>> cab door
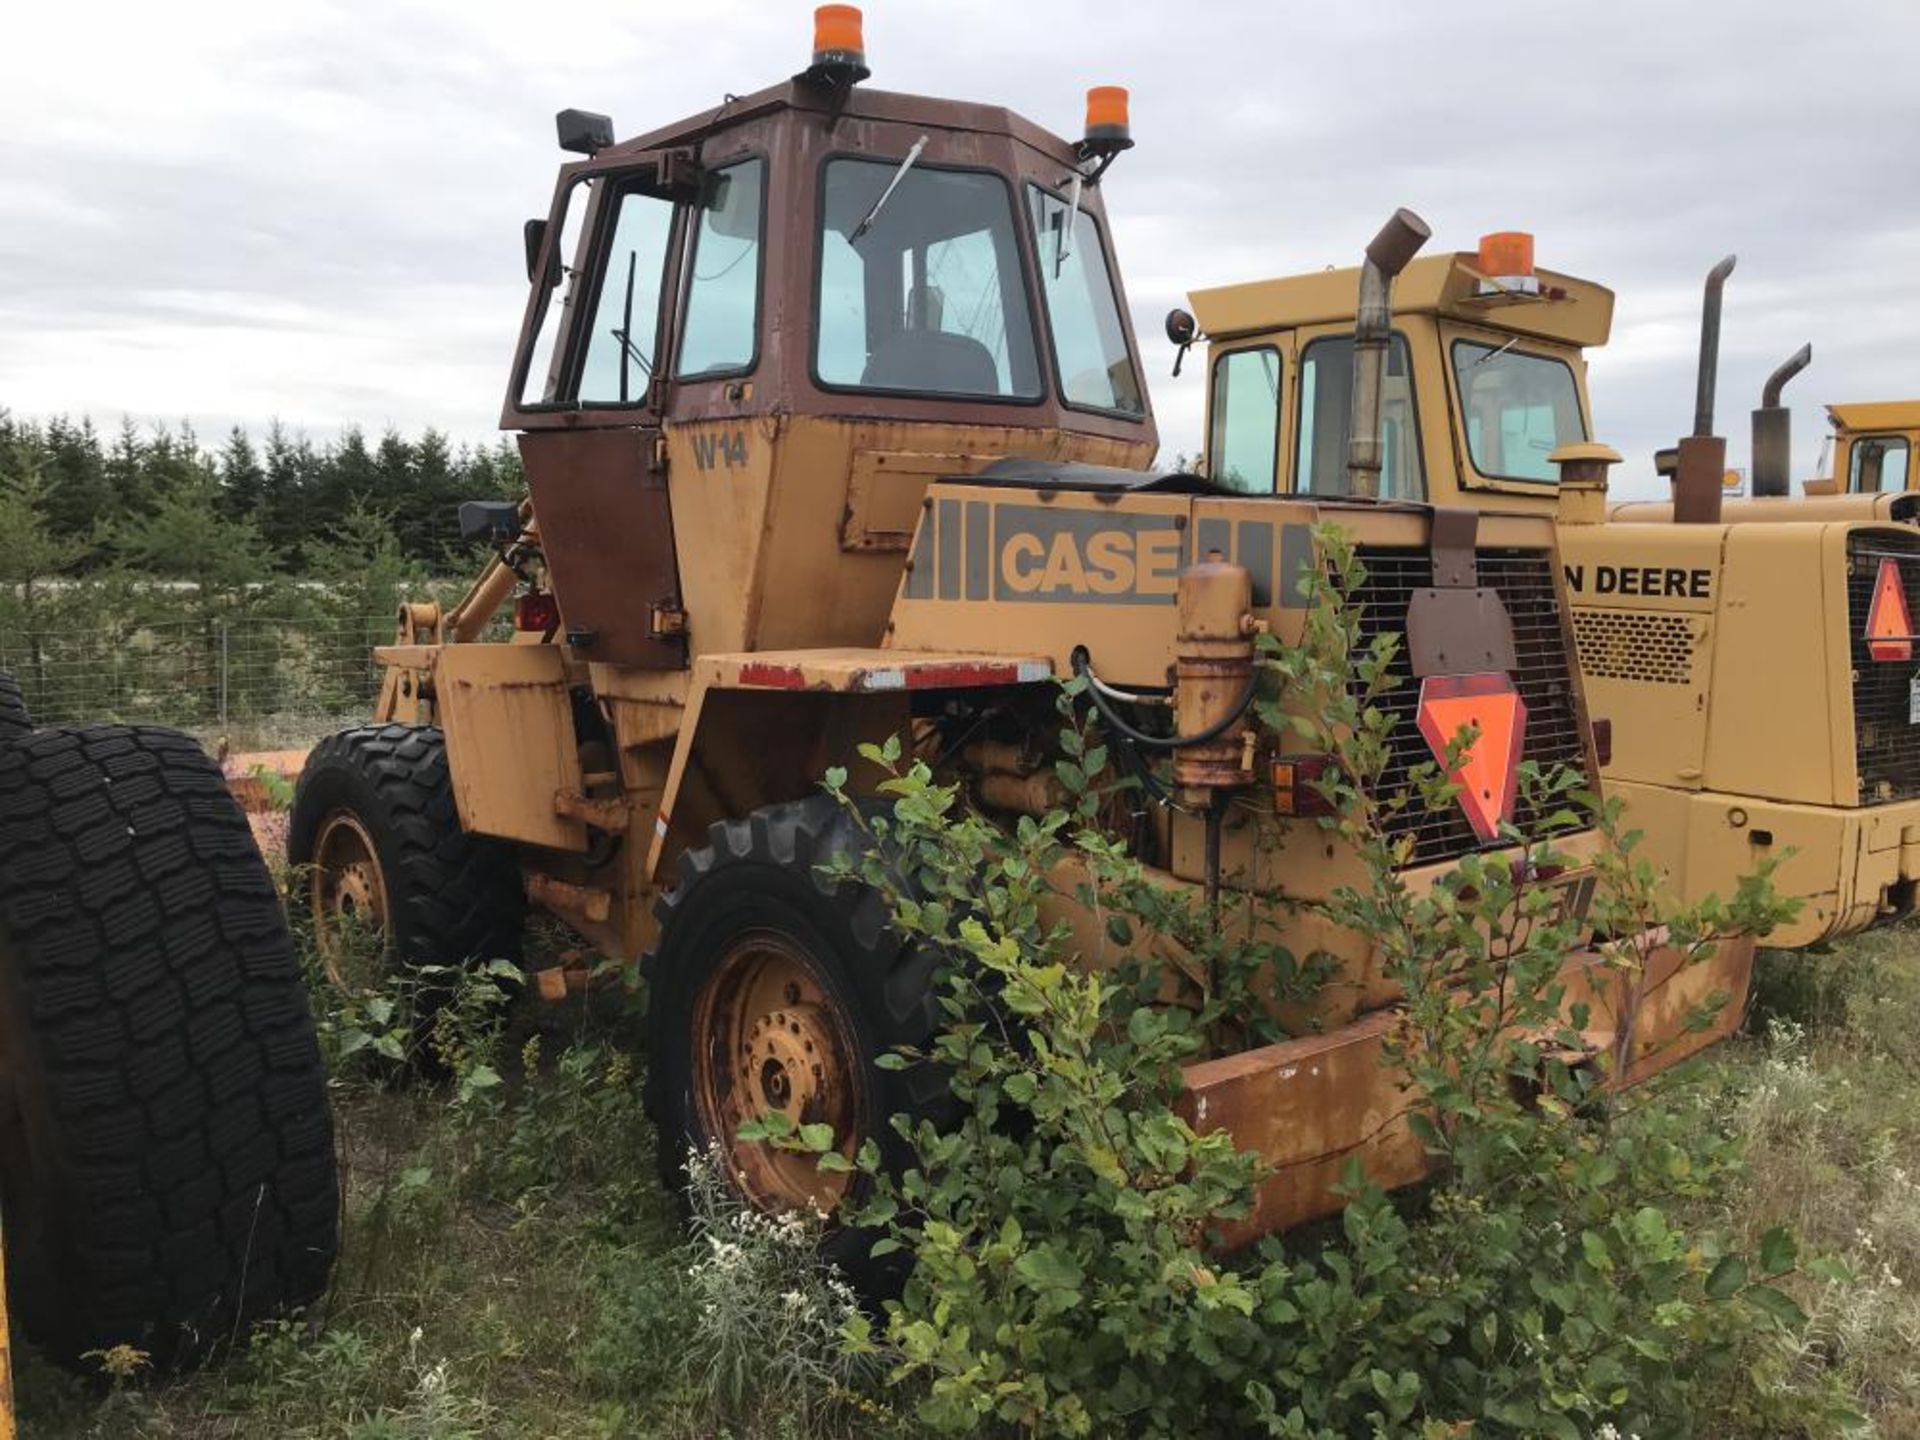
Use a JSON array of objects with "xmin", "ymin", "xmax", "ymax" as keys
[{"xmin": 504, "ymin": 153, "xmax": 702, "ymax": 669}]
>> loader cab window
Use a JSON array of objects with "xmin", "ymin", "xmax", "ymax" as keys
[
  {"xmin": 1850, "ymin": 435, "xmax": 1912, "ymax": 493},
  {"xmin": 518, "ymin": 177, "xmax": 597, "ymax": 407},
  {"xmin": 1027, "ymin": 186, "xmax": 1144, "ymax": 417},
  {"xmin": 1295, "ymin": 333, "xmax": 1425, "ymax": 499},
  {"xmin": 1207, "ymin": 347, "xmax": 1281, "ymax": 493},
  {"xmin": 814, "ymin": 157, "xmax": 1040, "ymax": 400},
  {"xmin": 676, "ymin": 158, "xmax": 765, "ymax": 379},
  {"xmin": 1451, "ymin": 341, "xmax": 1586, "ymax": 482},
  {"xmin": 577, "ymin": 185, "xmax": 677, "ymax": 405}
]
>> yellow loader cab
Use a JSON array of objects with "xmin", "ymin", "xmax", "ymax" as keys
[
  {"xmin": 1185, "ymin": 229, "xmax": 1920, "ymax": 946},
  {"xmin": 1604, "ymin": 399, "xmax": 1920, "ymax": 520},
  {"xmin": 1805, "ymin": 401, "xmax": 1920, "ymax": 497}
]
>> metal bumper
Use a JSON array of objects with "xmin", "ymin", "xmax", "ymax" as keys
[
  {"xmin": 1608, "ymin": 778, "xmax": 1920, "ymax": 947},
  {"xmin": 1177, "ymin": 930, "xmax": 1755, "ymax": 1246}
]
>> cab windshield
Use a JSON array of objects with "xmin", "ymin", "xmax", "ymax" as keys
[
  {"xmin": 1451, "ymin": 341, "xmax": 1587, "ymax": 482},
  {"xmin": 815, "ymin": 157, "xmax": 1041, "ymax": 400},
  {"xmin": 1027, "ymin": 186, "xmax": 1144, "ymax": 417}
]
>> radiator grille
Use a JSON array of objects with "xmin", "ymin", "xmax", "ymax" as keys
[
  {"xmin": 1847, "ymin": 529, "xmax": 1920, "ymax": 804},
  {"xmin": 1350, "ymin": 545, "xmax": 1591, "ymax": 864},
  {"xmin": 1571, "ymin": 608, "xmax": 1700, "ymax": 686}
]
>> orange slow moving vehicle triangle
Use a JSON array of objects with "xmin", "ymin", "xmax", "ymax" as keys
[
  {"xmin": 1415, "ymin": 672, "xmax": 1529, "ymax": 842},
  {"xmin": 1866, "ymin": 558, "xmax": 1915, "ymax": 662}
]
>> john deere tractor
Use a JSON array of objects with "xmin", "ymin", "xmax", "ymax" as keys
[{"xmin": 289, "ymin": 8, "xmax": 1751, "ymax": 1258}]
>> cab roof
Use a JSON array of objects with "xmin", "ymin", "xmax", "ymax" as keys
[
  {"xmin": 604, "ymin": 77, "xmax": 1083, "ymax": 171},
  {"xmin": 1187, "ymin": 252, "xmax": 1616, "ymax": 348},
  {"xmin": 1827, "ymin": 400, "xmax": 1920, "ymax": 433}
]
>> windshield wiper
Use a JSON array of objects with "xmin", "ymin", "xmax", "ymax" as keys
[
  {"xmin": 1468, "ymin": 337, "xmax": 1518, "ymax": 370},
  {"xmin": 850, "ymin": 134, "xmax": 929, "ymax": 244},
  {"xmin": 611, "ymin": 249, "xmax": 652, "ymax": 402}
]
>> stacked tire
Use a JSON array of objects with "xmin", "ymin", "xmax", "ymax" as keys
[{"xmin": 0, "ymin": 716, "xmax": 339, "ymax": 1369}]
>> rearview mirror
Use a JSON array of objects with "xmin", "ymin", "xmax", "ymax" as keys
[
  {"xmin": 522, "ymin": 219, "xmax": 547, "ymax": 284},
  {"xmin": 1165, "ymin": 308, "xmax": 1198, "ymax": 346}
]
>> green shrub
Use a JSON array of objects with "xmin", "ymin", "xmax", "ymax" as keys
[{"xmin": 797, "ymin": 527, "xmax": 1852, "ymax": 1438}]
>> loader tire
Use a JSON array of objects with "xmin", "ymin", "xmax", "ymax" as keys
[
  {"xmin": 288, "ymin": 724, "xmax": 524, "ymax": 994},
  {"xmin": 0, "ymin": 671, "xmax": 31, "ymax": 739},
  {"xmin": 0, "ymin": 725, "xmax": 338, "ymax": 1369},
  {"xmin": 643, "ymin": 796, "xmax": 952, "ymax": 1295}
]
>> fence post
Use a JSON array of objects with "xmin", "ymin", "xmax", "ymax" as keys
[{"xmin": 218, "ymin": 620, "xmax": 229, "ymax": 731}]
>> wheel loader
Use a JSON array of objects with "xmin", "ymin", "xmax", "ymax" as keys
[
  {"xmin": 1182, "ymin": 231, "xmax": 1920, "ymax": 947},
  {"xmin": 0, "ymin": 673, "xmax": 338, "ymax": 1433},
  {"xmin": 290, "ymin": 7, "xmax": 1753, "ymax": 1263},
  {"xmin": 1801, "ymin": 401, "xmax": 1920, "ymax": 498}
]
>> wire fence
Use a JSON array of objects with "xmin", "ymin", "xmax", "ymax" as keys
[{"xmin": 0, "ymin": 616, "xmax": 394, "ymax": 750}]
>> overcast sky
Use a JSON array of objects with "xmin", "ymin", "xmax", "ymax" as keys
[{"xmin": 3, "ymin": 0, "xmax": 1916, "ymax": 500}]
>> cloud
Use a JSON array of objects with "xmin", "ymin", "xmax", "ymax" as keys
[{"xmin": 2, "ymin": 0, "xmax": 1916, "ymax": 498}]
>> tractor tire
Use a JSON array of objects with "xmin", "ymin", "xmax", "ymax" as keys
[
  {"xmin": 287, "ymin": 724, "xmax": 524, "ymax": 992},
  {"xmin": 0, "ymin": 725, "xmax": 338, "ymax": 1369},
  {"xmin": 0, "ymin": 671, "xmax": 32, "ymax": 740},
  {"xmin": 643, "ymin": 796, "xmax": 951, "ymax": 1295}
]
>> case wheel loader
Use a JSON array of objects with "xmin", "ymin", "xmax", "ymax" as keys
[
  {"xmin": 289, "ymin": 7, "xmax": 1754, "ymax": 1268},
  {"xmin": 0, "ymin": 684, "xmax": 339, "ymax": 1431}
]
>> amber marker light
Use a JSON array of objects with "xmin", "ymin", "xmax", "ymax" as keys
[
  {"xmin": 803, "ymin": 5, "xmax": 870, "ymax": 89},
  {"xmin": 812, "ymin": 5, "xmax": 865, "ymax": 66},
  {"xmin": 1084, "ymin": 86, "xmax": 1131, "ymax": 145},
  {"xmin": 1476, "ymin": 230, "xmax": 1540, "ymax": 296}
]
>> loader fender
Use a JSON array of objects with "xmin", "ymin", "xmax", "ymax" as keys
[{"xmin": 646, "ymin": 648, "xmax": 1055, "ymax": 884}]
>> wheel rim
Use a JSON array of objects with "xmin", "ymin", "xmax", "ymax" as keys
[
  {"xmin": 308, "ymin": 809, "xmax": 391, "ymax": 991},
  {"xmin": 691, "ymin": 930, "xmax": 864, "ymax": 1215}
]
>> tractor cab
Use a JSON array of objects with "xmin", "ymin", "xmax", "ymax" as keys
[
  {"xmin": 1180, "ymin": 228, "xmax": 1920, "ymax": 946},
  {"xmin": 503, "ymin": 18, "xmax": 1154, "ymax": 670},
  {"xmin": 1811, "ymin": 401, "xmax": 1920, "ymax": 497},
  {"xmin": 1186, "ymin": 234, "xmax": 1611, "ymax": 510}
]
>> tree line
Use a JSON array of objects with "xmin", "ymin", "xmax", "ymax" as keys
[
  {"xmin": 0, "ymin": 411, "xmax": 522, "ymax": 572},
  {"xmin": 0, "ymin": 410, "xmax": 524, "ymax": 731}
]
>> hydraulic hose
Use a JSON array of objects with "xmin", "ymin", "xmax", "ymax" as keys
[{"xmin": 1070, "ymin": 649, "xmax": 1259, "ymax": 751}]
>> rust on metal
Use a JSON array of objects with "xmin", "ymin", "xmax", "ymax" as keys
[
  {"xmin": 1671, "ymin": 433, "xmax": 1729, "ymax": 525},
  {"xmin": 554, "ymin": 788, "xmax": 632, "ymax": 831},
  {"xmin": 525, "ymin": 873, "xmax": 613, "ymax": 924},
  {"xmin": 520, "ymin": 428, "xmax": 684, "ymax": 669},
  {"xmin": 1180, "ymin": 932, "xmax": 1756, "ymax": 1246},
  {"xmin": 1405, "ymin": 507, "xmax": 1518, "ymax": 678},
  {"xmin": 1172, "ymin": 556, "xmax": 1256, "ymax": 791},
  {"xmin": 307, "ymin": 810, "xmax": 392, "ymax": 991},
  {"xmin": 691, "ymin": 932, "xmax": 862, "ymax": 1213}
]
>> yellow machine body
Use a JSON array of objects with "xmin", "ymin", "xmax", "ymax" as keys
[
  {"xmin": 357, "ymin": 79, "xmax": 1751, "ymax": 1236},
  {"xmin": 1189, "ymin": 250, "xmax": 1920, "ymax": 945}
]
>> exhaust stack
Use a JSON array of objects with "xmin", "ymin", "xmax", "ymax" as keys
[
  {"xmin": 1674, "ymin": 255, "xmax": 1737, "ymax": 524},
  {"xmin": 1692, "ymin": 254, "xmax": 1737, "ymax": 439},
  {"xmin": 1346, "ymin": 208, "xmax": 1431, "ymax": 499},
  {"xmin": 1750, "ymin": 343, "xmax": 1812, "ymax": 498}
]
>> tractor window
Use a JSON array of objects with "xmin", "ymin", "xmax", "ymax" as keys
[
  {"xmin": 1451, "ymin": 341, "xmax": 1586, "ymax": 482},
  {"xmin": 1207, "ymin": 348, "xmax": 1281, "ymax": 493},
  {"xmin": 518, "ymin": 177, "xmax": 595, "ymax": 407},
  {"xmin": 814, "ymin": 158, "xmax": 1040, "ymax": 400},
  {"xmin": 1850, "ymin": 435, "xmax": 1912, "ymax": 493},
  {"xmin": 677, "ymin": 158, "xmax": 765, "ymax": 379},
  {"xmin": 577, "ymin": 185, "xmax": 677, "ymax": 405},
  {"xmin": 1295, "ymin": 334, "xmax": 1425, "ymax": 499},
  {"xmin": 1027, "ymin": 186, "xmax": 1144, "ymax": 417}
]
